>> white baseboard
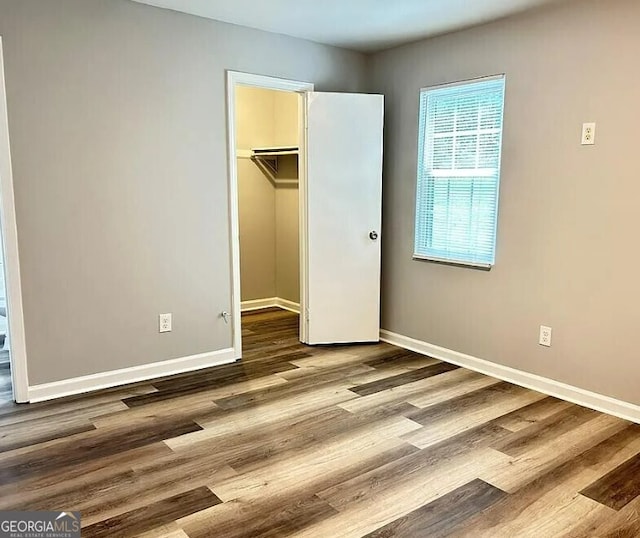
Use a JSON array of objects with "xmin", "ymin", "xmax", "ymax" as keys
[
  {"xmin": 241, "ymin": 297, "xmax": 300, "ymax": 314},
  {"xmin": 241, "ymin": 298, "xmax": 279, "ymax": 312},
  {"xmin": 28, "ymin": 347, "xmax": 237, "ymax": 403},
  {"xmin": 380, "ymin": 329, "xmax": 640, "ymax": 424},
  {"xmin": 275, "ymin": 298, "xmax": 300, "ymax": 314}
]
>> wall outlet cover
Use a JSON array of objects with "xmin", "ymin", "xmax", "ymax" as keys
[
  {"xmin": 159, "ymin": 313, "xmax": 172, "ymax": 333},
  {"xmin": 539, "ymin": 325, "xmax": 552, "ymax": 347},
  {"xmin": 581, "ymin": 122, "xmax": 596, "ymax": 145}
]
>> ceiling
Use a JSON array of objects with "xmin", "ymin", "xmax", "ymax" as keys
[{"xmin": 131, "ymin": 0, "xmax": 564, "ymax": 52}]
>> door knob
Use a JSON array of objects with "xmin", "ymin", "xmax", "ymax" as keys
[{"xmin": 369, "ymin": 231, "xmax": 378, "ymax": 240}]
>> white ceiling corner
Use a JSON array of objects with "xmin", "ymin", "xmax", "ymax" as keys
[{"xmin": 130, "ymin": 0, "xmax": 566, "ymax": 52}]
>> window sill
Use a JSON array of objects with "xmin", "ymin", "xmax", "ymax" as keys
[{"xmin": 412, "ymin": 254, "xmax": 492, "ymax": 271}]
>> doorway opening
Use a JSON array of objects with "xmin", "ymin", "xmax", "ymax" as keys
[
  {"xmin": 227, "ymin": 72, "xmax": 384, "ymax": 357},
  {"xmin": 235, "ymin": 85, "xmax": 301, "ymax": 342},
  {"xmin": 226, "ymin": 72, "xmax": 313, "ymax": 357}
]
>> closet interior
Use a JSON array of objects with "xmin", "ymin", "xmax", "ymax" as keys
[{"xmin": 235, "ymin": 86, "xmax": 300, "ymax": 329}]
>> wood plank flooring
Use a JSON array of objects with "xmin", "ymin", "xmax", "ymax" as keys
[{"xmin": 1, "ymin": 308, "xmax": 640, "ymax": 536}]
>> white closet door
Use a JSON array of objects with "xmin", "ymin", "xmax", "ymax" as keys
[{"xmin": 304, "ymin": 92, "xmax": 384, "ymax": 344}]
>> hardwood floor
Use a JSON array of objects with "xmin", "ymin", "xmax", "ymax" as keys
[{"xmin": 1, "ymin": 308, "xmax": 640, "ymax": 536}]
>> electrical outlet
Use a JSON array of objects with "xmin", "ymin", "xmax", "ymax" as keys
[
  {"xmin": 159, "ymin": 313, "xmax": 172, "ymax": 333},
  {"xmin": 539, "ymin": 325, "xmax": 552, "ymax": 347},
  {"xmin": 581, "ymin": 122, "xmax": 596, "ymax": 145}
]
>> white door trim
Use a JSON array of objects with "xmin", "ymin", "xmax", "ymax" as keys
[
  {"xmin": 0, "ymin": 38, "xmax": 29, "ymax": 402},
  {"xmin": 225, "ymin": 71, "xmax": 314, "ymax": 357}
]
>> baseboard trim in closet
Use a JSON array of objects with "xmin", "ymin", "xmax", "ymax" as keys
[
  {"xmin": 275, "ymin": 298, "xmax": 300, "ymax": 313},
  {"xmin": 241, "ymin": 297, "xmax": 300, "ymax": 314},
  {"xmin": 240, "ymin": 298, "xmax": 279, "ymax": 312},
  {"xmin": 380, "ymin": 329, "xmax": 640, "ymax": 424}
]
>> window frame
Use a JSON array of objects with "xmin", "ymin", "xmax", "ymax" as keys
[{"xmin": 413, "ymin": 74, "xmax": 506, "ymax": 270}]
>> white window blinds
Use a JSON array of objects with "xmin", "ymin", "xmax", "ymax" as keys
[{"xmin": 414, "ymin": 75, "xmax": 505, "ymax": 267}]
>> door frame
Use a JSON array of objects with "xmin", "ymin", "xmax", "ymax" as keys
[
  {"xmin": 225, "ymin": 71, "xmax": 314, "ymax": 357},
  {"xmin": 0, "ymin": 37, "xmax": 30, "ymax": 402}
]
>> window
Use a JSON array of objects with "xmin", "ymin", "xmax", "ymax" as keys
[{"xmin": 414, "ymin": 75, "xmax": 505, "ymax": 268}]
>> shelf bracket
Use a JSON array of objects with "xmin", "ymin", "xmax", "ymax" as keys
[
  {"xmin": 251, "ymin": 154, "xmax": 278, "ymax": 176},
  {"xmin": 249, "ymin": 146, "xmax": 299, "ymax": 185}
]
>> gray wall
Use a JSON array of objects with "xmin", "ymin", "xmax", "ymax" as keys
[
  {"xmin": 370, "ymin": 0, "xmax": 640, "ymax": 405},
  {"xmin": 0, "ymin": 0, "xmax": 366, "ymax": 384}
]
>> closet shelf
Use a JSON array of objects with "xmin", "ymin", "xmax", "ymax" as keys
[
  {"xmin": 251, "ymin": 146, "xmax": 298, "ymax": 180},
  {"xmin": 252, "ymin": 146, "xmax": 298, "ymax": 156}
]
